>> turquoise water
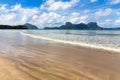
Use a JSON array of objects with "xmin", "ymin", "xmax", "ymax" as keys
[{"xmin": 22, "ymin": 30, "xmax": 120, "ymax": 52}]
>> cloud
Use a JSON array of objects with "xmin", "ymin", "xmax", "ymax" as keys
[
  {"xmin": 31, "ymin": 12, "xmax": 62, "ymax": 27},
  {"xmin": 0, "ymin": 4, "xmax": 10, "ymax": 12},
  {"xmin": 95, "ymin": 8, "xmax": 112, "ymax": 18},
  {"xmin": 11, "ymin": 4, "xmax": 22, "ymax": 11},
  {"xmin": 116, "ymin": 12, "xmax": 120, "ymax": 16},
  {"xmin": 84, "ymin": 10, "xmax": 90, "ymax": 13},
  {"xmin": 90, "ymin": 0, "xmax": 97, "ymax": 3},
  {"xmin": 40, "ymin": 0, "xmax": 80, "ymax": 11},
  {"xmin": 98, "ymin": 19, "xmax": 112, "ymax": 26},
  {"xmin": 110, "ymin": 0, "xmax": 120, "ymax": 4},
  {"xmin": 0, "ymin": 13, "xmax": 16, "ymax": 25},
  {"xmin": 99, "ymin": 18, "xmax": 120, "ymax": 27},
  {"xmin": 0, "ymin": 3, "xmax": 88, "ymax": 28},
  {"xmin": 0, "ymin": 4, "xmax": 39, "ymax": 25},
  {"xmin": 0, "ymin": 0, "xmax": 119, "ymax": 28},
  {"xmin": 30, "ymin": 12, "xmax": 88, "ymax": 27},
  {"xmin": 115, "ymin": 18, "xmax": 120, "ymax": 25},
  {"xmin": 67, "ymin": 12, "xmax": 88, "ymax": 23}
]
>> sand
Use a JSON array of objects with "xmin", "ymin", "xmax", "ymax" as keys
[
  {"xmin": 0, "ymin": 30, "xmax": 119, "ymax": 80},
  {"xmin": 0, "ymin": 42, "xmax": 120, "ymax": 80}
]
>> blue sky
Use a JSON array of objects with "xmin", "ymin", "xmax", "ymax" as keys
[{"xmin": 0, "ymin": 0, "xmax": 120, "ymax": 28}]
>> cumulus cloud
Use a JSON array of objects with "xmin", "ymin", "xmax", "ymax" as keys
[
  {"xmin": 0, "ymin": 0, "xmax": 119, "ymax": 28},
  {"xmin": 67, "ymin": 12, "xmax": 88, "ymax": 23},
  {"xmin": 115, "ymin": 18, "xmax": 120, "ymax": 25},
  {"xmin": 95, "ymin": 8, "xmax": 112, "ymax": 18},
  {"xmin": 29, "ymin": 12, "xmax": 88, "ymax": 27},
  {"xmin": 11, "ymin": 4, "xmax": 22, "ymax": 11},
  {"xmin": 31, "ymin": 12, "xmax": 62, "ymax": 27},
  {"xmin": 0, "ymin": 3, "xmax": 89, "ymax": 28},
  {"xmin": 90, "ymin": 0, "xmax": 97, "ymax": 3},
  {"xmin": 0, "ymin": 4, "xmax": 39, "ymax": 25},
  {"xmin": 0, "ymin": 13, "xmax": 16, "ymax": 24},
  {"xmin": 40, "ymin": 0, "xmax": 80, "ymax": 11},
  {"xmin": 116, "ymin": 12, "xmax": 120, "ymax": 16},
  {"xmin": 0, "ymin": 4, "xmax": 10, "ymax": 12},
  {"xmin": 84, "ymin": 10, "xmax": 90, "ymax": 13},
  {"xmin": 110, "ymin": 0, "xmax": 120, "ymax": 4},
  {"xmin": 98, "ymin": 19, "xmax": 112, "ymax": 26}
]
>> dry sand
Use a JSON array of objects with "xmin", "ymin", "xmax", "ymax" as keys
[{"xmin": 0, "ymin": 42, "xmax": 120, "ymax": 80}]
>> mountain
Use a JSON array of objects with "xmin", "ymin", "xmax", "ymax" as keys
[
  {"xmin": 0, "ymin": 25, "xmax": 27, "ymax": 29},
  {"xmin": 24, "ymin": 23, "xmax": 38, "ymax": 29},
  {"xmin": 0, "ymin": 23, "xmax": 38, "ymax": 29},
  {"xmin": 103, "ymin": 27, "xmax": 120, "ymax": 30},
  {"xmin": 44, "ymin": 22, "xmax": 103, "ymax": 30},
  {"xmin": 87, "ymin": 22, "xmax": 103, "ymax": 30}
]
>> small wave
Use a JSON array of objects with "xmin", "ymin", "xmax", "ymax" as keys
[
  {"xmin": 98, "ymin": 34, "xmax": 120, "ymax": 36},
  {"xmin": 21, "ymin": 32, "xmax": 120, "ymax": 53}
]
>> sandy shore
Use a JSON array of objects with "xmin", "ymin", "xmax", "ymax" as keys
[
  {"xmin": 0, "ymin": 30, "xmax": 119, "ymax": 80},
  {"xmin": 0, "ymin": 42, "xmax": 120, "ymax": 80},
  {"xmin": 0, "ymin": 53, "xmax": 39, "ymax": 80}
]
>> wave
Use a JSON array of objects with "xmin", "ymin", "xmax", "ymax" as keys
[{"xmin": 21, "ymin": 32, "xmax": 120, "ymax": 53}]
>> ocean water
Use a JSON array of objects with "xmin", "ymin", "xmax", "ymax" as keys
[{"xmin": 22, "ymin": 30, "xmax": 120, "ymax": 53}]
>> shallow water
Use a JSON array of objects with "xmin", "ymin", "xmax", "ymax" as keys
[
  {"xmin": 22, "ymin": 30, "xmax": 120, "ymax": 52},
  {"xmin": 0, "ymin": 30, "xmax": 120, "ymax": 80}
]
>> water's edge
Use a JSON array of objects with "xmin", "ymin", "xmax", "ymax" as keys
[{"xmin": 21, "ymin": 32, "xmax": 120, "ymax": 53}]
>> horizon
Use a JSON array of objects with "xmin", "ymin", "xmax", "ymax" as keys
[
  {"xmin": 1, "ymin": 21, "xmax": 119, "ymax": 29},
  {"xmin": 0, "ymin": 0, "xmax": 120, "ymax": 28}
]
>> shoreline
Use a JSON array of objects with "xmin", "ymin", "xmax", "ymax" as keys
[
  {"xmin": 21, "ymin": 32, "xmax": 120, "ymax": 53},
  {"xmin": 0, "ymin": 41, "xmax": 120, "ymax": 80},
  {"xmin": 0, "ymin": 31, "xmax": 120, "ymax": 80}
]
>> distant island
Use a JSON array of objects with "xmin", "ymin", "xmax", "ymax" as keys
[
  {"xmin": 44, "ymin": 22, "xmax": 120, "ymax": 30},
  {"xmin": 0, "ymin": 23, "xmax": 38, "ymax": 29},
  {"xmin": 0, "ymin": 22, "xmax": 120, "ymax": 30}
]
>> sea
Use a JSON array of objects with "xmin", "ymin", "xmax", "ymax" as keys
[{"xmin": 21, "ymin": 30, "xmax": 120, "ymax": 53}]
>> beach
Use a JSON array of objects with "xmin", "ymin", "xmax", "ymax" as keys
[{"xmin": 0, "ymin": 30, "xmax": 120, "ymax": 80}]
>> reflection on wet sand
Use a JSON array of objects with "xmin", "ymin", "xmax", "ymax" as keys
[
  {"xmin": 0, "ymin": 43, "xmax": 120, "ymax": 80},
  {"xmin": 0, "ymin": 31, "xmax": 120, "ymax": 80}
]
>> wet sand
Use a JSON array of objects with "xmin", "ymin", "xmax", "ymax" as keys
[
  {"xmin": 0, "ymin": 43, "xmax": 120, "ymax": 80},
  {"xmin": 0, "ymin": 31, "xmax": 120, "ymax": 80}
]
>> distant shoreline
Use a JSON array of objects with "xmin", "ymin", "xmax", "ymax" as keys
[
  {"xmin": 44, "ymin": 22, "xmax": 120, "ymax": 30},
  {"xmin": 0, "ymin": 23, "xmax": 38, "ymax": 29}
]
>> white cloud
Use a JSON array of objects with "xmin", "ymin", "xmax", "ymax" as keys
[
  {"xmin": 67, "ymin": 12, "xmax": 88, "ymax": 23},
  {"xmin": 84, "ymin": 10, "xmax": 90, "ymax": 13},
  {"xmin": 29, "ymin": 12, "xmax": 88, "ymax": 27},
  {"xmin": 90, "ymin": 0, "xmax": 97, "ymax": 2},
  {"xmin": 33, "ymin": 12, "xmax": 62, "ymax": 27},
  {"xmin": 0, "ymin": 2, "xmax": 119, "ymax": 28},
  {"xmin": 115, "ymin": 18, "xmax": 120, "ymax": 25},
  {"xmin": 0, "ymin": 4, "xmax": 39, "ymax": 25},
  {"xmin": 0, "ymin": 3, "xmax": 89, "ymax": 28},
  {"xmin": 19, "ymin": 8, "xmax": 39, "ymax": 22},
  {"xmin": 99, "ymin": 18, "xmax": 120, "ymax": 27},
  {"xmin": 95, "ymin": 8, "xmax": 112, "ymax": 18},
  {"xmin": 0, "ymin": 13, "xmax": 16, "ymax": 25},
  {"xmin": 0, "ymin": 4, "xmax": 10, "ymax": 12},
  {"xmin": 40, "ymin": 0, "xmax": 80, "ymax": 11},
  {"xmin": 11, "ymin": 4, "xmax": 22, "ymax": 11},
  {"xmin": 97, "ymin": 19, "xmax": 116, "ymax": 28},
  {"xmin": 110, "ymin": 0, "xmax": 120, "ymax": 4},
  {"xmin": 99, "ymin": 19, "xmax": 112, "ymax": 25},
  {"xmin": 116, "ymin": 12, "xmax": 120, "ymax": 16}
]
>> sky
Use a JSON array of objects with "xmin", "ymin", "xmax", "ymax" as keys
[{"xmin": 0, "ymin": 0, "xmax": 120, "ymax": 28}]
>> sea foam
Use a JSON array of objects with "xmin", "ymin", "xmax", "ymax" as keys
[{"xmin": 21, "ymin": 32, "xmax": 120, "ymax": 53}]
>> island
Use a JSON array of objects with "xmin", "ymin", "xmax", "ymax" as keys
[
  {"xmin": 44, "ymin": 22, "xmax": 120, "ymax": 30},
  {"xmin": 44, "ymin": 22, "xmax": 103, "ymax": 30},
  {"xmin": 0, "ymin": 23, "xmax": 38, "ymax": 29}
]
